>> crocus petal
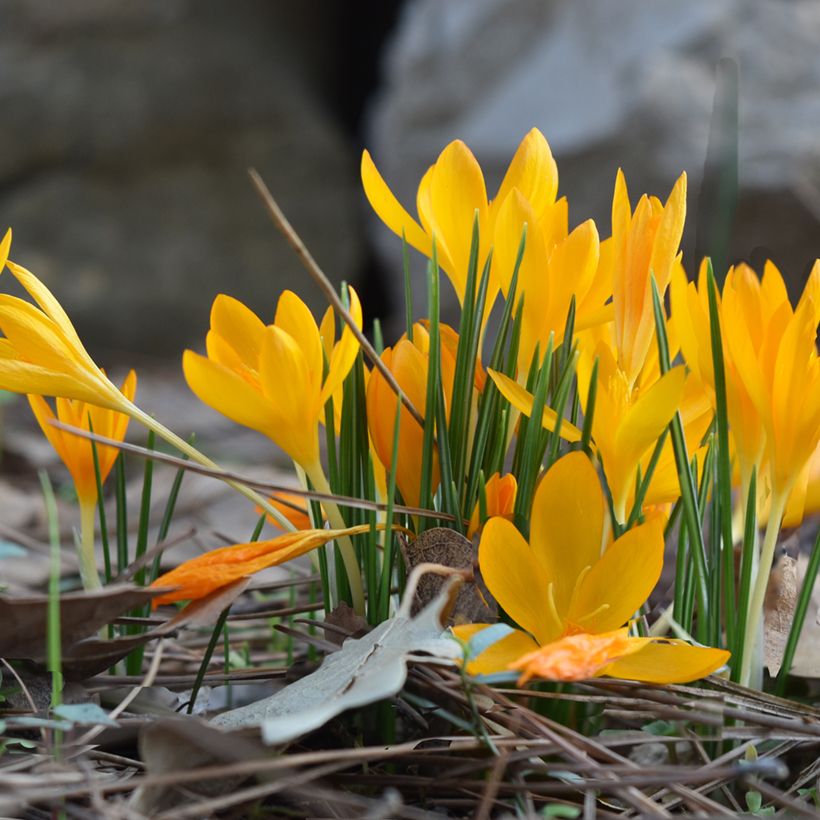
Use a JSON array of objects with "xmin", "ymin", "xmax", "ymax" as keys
[
  {"xmin": 4, "ymin": 261, "xmax": 90, "ymax": 360},
  {"xmin": 275, "ymin": 291, "xmax": 323, "ymax": 399},
  {"xmin": 0, "ymin": 229, "xmax": 10, "ymax": 271},
  {"xmin": 649, "ymin": 173, "xmax": 686, "ymax": 292},
  {"xmin": 261, "ymin": 326, "xmax": 320, "ymax": 466},
  {"xmin": 609, "ymin": 365, "xmax": 687, "ymax": 517},
  {"xmin": 478, "ymin": 517, "xmax": 561, "ymax": 645},
  {"xmin": 0, "ymin": 352, "xmax": 108, "ymax": 405},
  {"xmin": 567, "ymin": 517, "xmax": 664, "ymax": 634},
  {"xmin": 422, "ymin": 140, "xmax": 489, "ymax": 300},
  {"xmin": 494, "ymin": 188, "xmax": 537, "ymax": 304},
  {"xmin": 511, "ymin": 628, "xmax": 649, "ymax": 684},
  {"xmin": 322, "ymin": 286, "xmax": 363, "ymax": 404},
  {"xmin": 452, "ymin": 624, "xmax": 540, "ymax": 676},
  {"xmin": 151, "ymin": 524, "xmax": 377, "ymax": 606},
  {"xmin": 261, "ymin": 491, "xmax": 314, "ymax": 531},
  {"xmin": 495, "ymin": 128, "xmax": 558, "ymax": 220},
  {"xmin": 467, "ymin": 473, "xmax": 517, "ymax": 539},
  {"xmin": 361, "ymin": 150, "xmax": 432, "ymax": 259},
  {"xmin": 529, "ymin": 451, "xmax": 604, "ymax": 618},
  {"xmin": 488, "ymin": 370, "xmax": 583, "ymax": 442},
  {"xmin": 210, "ymin": 294, "xmax": 266, "ymax": 366},
  {"xmin": 0, "ymin": 297, "xmax": 87, "ymax": 373},
  {"xmin": 183, "ymin": 349, "xmax": 276, "ymax": 439},
  {"xmin": 544, "ymin": 219, "xmax": 600, "ymax": 338},
  {"xmin": 602, "ymin": 640, "xmax": 730, "ymax": 684}
]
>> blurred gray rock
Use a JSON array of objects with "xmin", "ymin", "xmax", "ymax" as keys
[
  {"xmin": 367, "ymin": 0, "xmax": 820, "ymax": 320},
  {"xmin": 0, "ymin": 0, "xmax": 362, "ymax": 357}
]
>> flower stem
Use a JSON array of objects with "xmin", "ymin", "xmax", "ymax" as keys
[
  {"xmin": 124, "ymin": 404, "xmax": 295, "ymax": 532},
  {"xmin": 78, "ymin": 498, "xmax": 101, "ymax": 590},
  {"xmin": 739, "ymin": 490, "xmax": 787, "ymax": 688},
  {"xmin": 305, "ymin": 462, "xmax": 366, "ymax": 616}
]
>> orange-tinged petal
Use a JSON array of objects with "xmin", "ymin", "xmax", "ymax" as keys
[
  {"xmin": 361, "ymin": 150, "xmax": 432, "ymax": 259},
  {"xmin": 511, "ymin": 628, "xmax": 649, "ymax": 684},
  {"xmin": 488, "ymin": 370, "xmax": 583, "ymax": 443},
  {"xmin": 567, "ymin": 516, "xmax": 664, "ymax": 633},
  {"xmin": 210, "ymin": 294, "xmax": 266, "ymax": 367},
  {"xmin": 259, "ymin": 491, "xmax": 314, "ymax": 531},
  {"xmin": 452, "ymin": 624, "xmax": 540, "ymax": 676},
  {"xmin": 467, "ymin": 472, "xmax": 517, "ymax": 539},
  {"xmin": 530, "ymin": 452, "xmax": 604, "ymax": 618},
  {"xmin": 183, "ymin": 349, "xmax": 276, "ymax": 439},
  {"xmin": 602, "ymin": 640, "xmax": 729, "ymax": 684},
  {"xmin": 151, "ymin": 524, "xmax": 377, "ymax": 606},
  {"xmin": 494, "ymin": 128, "xmax": 558, "ymax": 220},
  {"xmin": 479, "ymin": 517, "xmax": 561, "ymax": 645},
  {"xmin": 366, "ymin": 342, "xmax": 435, "ymax": 509}
]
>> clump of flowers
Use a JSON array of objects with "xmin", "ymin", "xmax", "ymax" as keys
[{"xmin": 3, "ymin": 125, "xmax": 819, "ymax": 696}]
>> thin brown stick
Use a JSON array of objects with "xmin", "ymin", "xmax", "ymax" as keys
[
  {"xmin": 248, "ymin": 167, "xmax": 427, "ymax": 429},
  {"xmin": 49, "ymin": 420, "xmax": 456, "ymax": 523}
]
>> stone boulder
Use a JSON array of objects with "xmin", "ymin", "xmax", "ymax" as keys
[
  {"xmin": 366, "ymin": 0, "xmax": 820, "ymax": 322},
  {"xmin": 0, "ymin": 0, "xmax": 363, "ymax": 358}
]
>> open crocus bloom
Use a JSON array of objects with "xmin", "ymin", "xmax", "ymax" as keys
[
  {"xmin": 183, "ymin": 289, "xmax": 362, "ymax": 471},
  {"xmin": 454, "ymin": 451, "xmax": 729, "ymax": 684},
  {"xmin": 362, "ymin": 129, "xmax": 559, "ymax": 314}
]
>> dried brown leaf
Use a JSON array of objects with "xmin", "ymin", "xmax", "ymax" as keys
[
  {"xmin": 764, "ymin": 554, "xmax": 799, "ymax": 676},
  {"xmin": 401, "ymin": 527, "xmax": 495, "ymax": 624},
  {"xmin": 60, "ymin": 579, "xmax": 251, "ymax": 678},
  {"xmin": 0, "ymin": 585, "xmax": 164, "ymax": 658},
  {"xmin": 132, "ymin": 717, "xmax": 270, "ymax": 815}
]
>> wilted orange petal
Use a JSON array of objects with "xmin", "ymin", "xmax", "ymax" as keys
[
  {"xmin": 151, "ymin": 524, "xmax": 376, "ymax": 606},
  {"xmin": 511, "ymin": 628, "xmax": 648, "ymax": 684}
]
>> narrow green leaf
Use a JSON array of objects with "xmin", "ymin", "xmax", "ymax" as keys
[
  {"xmin": 706, "ymin": 260, "xmax": 736, "ymax": 649},
  {"xmin": 650, "ymin": 276, "xmax": 710, "ymax": 636}
]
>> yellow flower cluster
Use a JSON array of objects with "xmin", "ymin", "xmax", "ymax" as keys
[{"xmin": 1, "ymin": 125, "xmax": 817, "ymax": 691}]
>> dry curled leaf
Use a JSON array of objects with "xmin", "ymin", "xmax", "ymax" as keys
[
  {"xmin": 0, "ymin": 585, "xmax": 164, "ymax": 658},
  {"xmin": 401, "ymin": 527, "xmax": 495, "ymax": 624},
  {"xmin": 0, "ymin": 579, "xmax": 249, "ymax": 680}
]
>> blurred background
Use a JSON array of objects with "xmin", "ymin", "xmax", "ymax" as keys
[
  {"xmin": 3, "ymin": 0, "xmax": 820, "ymax": 560},
  {"xmin": 4, "ymin": 0, "xmax": 820, "ymax": 363}
]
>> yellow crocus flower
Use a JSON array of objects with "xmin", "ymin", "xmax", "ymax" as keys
[
  {"xmin": 183, "ymin": 288, "xmax": 362, "ymax": 471},
  {"xmin": 0, "ymin": 230, "xmax": 311, "ymax": 542},
  {"xmin": 608, "ymin": 169, "xmax": 687, "ymax": 389},
  {"xmin": 362, "ymin": 128, "xmax": 559, "ymax": 312},
  {"xmin": 493, "ymin": 188, "xmax": 607, "ymax": 373},
  {"xmin": 366, "ymin": 322, "xmax": 466, "ymax": 510},
  {"xmin": 0, "ymin": 230, "xmax": 134, "ymax": 411},
  {"xmin": 454, "ymin": 452, "xmax": 728, "ymax": 683},
  {"xmin": 28, "ymin": 372, "xmax": 136, "ymax": 589},
  {"xmin": 183, "ymin": 288, "xmax": 366, "ymax": 612}
]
